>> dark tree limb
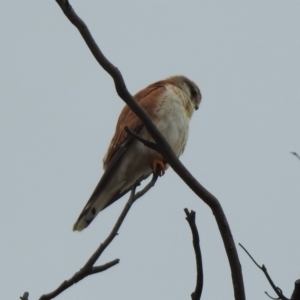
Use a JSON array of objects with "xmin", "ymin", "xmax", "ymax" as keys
[
  {"xmin": 54, "ymin": 1, "xmax": 245, "ymax": 300},
  {"xmin": 184, "ymin": 209, "xmax": 203, "ymax": 300},
  {"xmin": 20, "ymin": 292, "xmax": 29, "ymax": 300},
  {"xmin": 291, "ymin": 280, "xmax": 300, "ymax": 300},
  {"xmin": 125, "ymin": 126, "xmax": 161, "ymax": 152},
  {"xmin": 239, "ymin": 243, "xmax": 289, "ymax": 300},
  {"xmin": 36, "ymin": 174, "xmax": 158, "ymax": 300},
  {"xmin": 39, "ymin": 259, "xmax": 119, "ymax": 300},
  {"xmin": 291, "ymin": 152, "xmax": 300, "ymax": 161}
]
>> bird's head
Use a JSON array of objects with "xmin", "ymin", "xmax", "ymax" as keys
[{"xmin": 169, "ymin": 75, "xmax": 202, "ymax": 111}]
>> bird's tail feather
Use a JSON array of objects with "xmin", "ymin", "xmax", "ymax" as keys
[
  {"xmin": 73, "ymin": 191, "xmax": 115, "ymax": 231},
  {"xmin": 73, "ymin": 205, "xmax": 97, "ymax": 231}
]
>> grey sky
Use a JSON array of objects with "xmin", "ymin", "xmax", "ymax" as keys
[{"xmin": 0, "ymin": 1, "xmax": 299, "ymax": 299}]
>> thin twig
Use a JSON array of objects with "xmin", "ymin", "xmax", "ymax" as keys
[
  {"xmin": 239, "ymin": 243, "xmax": 289, "ymax": 300},
  {"xmin": 133, "ymin": 173, "xmax": 158, "ymax": 203},
  {"xmin": 291, "ymin": 152, "xmax": 300, "ymax": 161},
  {"xmin": 20, "ymin": 292, "xmax": 29, "ymax": 300},
  {"xmin": 125, "ymin": 126, "xmax": 160, "ymax": 152},
  {"xmin": 238, "ymin": 243, "xmax": 262, "ymax": 269},
  {"xmin": 184, "ymin": 209, "xmax": 203, "ymax": 300},
  {"xmin": 39, "ymin": 174, "xmax": 158, "ymax": 300},
  {"xmin": 265, "ymin": 291, "xmax": 280, "ymax": 299},
  {"xmin": 54, "ymin": 1, "xmax": 245, "ymax": 299}
]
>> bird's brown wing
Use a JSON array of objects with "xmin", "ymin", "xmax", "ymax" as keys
[
  {"xmin": 73, "ymin": 83, "xmax": 167, "ymax": 229},
  {"xmin": 103, "ymin": 82, "xmax": 167, "ymax": 169}
]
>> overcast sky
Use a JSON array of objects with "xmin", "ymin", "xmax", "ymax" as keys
[{"xmin": 0, "ymin": 1, "xmax": 299, "ymax": 300}]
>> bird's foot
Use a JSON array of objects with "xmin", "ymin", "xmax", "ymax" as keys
[{"xmin": 151, "ymin": 159, "xmax": 166, "ymax": 177}]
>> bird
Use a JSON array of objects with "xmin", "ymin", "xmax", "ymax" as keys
[{"xmin": 73, "ymin": 75, "xmax": 201, "ymax": 231}]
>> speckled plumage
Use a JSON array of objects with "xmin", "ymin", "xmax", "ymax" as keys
[{"xmin": 73, "ymin": 75, "xmax": 201, "ymax": 231}]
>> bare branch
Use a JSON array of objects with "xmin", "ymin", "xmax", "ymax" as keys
[
  {"xmin": 291, "ymin": 152, "xmax": 300, "ymax": 161},
  {"xmin": 39, "ymin": 258, "xmax": 119, "ymax": 300},
  {"xmin": 83, "ymin": 185, "xmax": 137, "ymax": 269},
  {"xmin": 291, "ymin": 279, "xmax": 300, "ymax": 300},
  {"xmin": 54, "ymin": 1, "xmax": 245, "ymax": 299},
  {"xmin": 133, "ymin": 173, "xmax": 158, "ymax": 202},
  {"xmin": 20, "ymin": 292, "xmax": 29, "ymax": 300},
  {"xmin": 239, "ymin": 244, "xmax": 289, "ymax": 300},
  {"xmin": 238, "ymin": 243, "xmax": 262, "ymax": 269},
  {"xmin": 265, "ymin": 291, "xmax": 280, "ymax": 299},
  {"xmin": 184, "ymin": 209, "xmax": 203, "ymax": 300},
  {"xmin": 125, "ymin": 126, "xmax": 160, "ymax": 152},
  {"xmin": 89, "ymin": 259, "xmax": 120, "ymax": 275},
  {"xmin": 38, "ymin": 174, "xmax": 158, "ymax": 300}
]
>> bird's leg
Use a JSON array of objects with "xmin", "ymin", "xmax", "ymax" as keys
[{"xmin": 151, "ymin": 159, "xmax": 166, "ymax": 177}]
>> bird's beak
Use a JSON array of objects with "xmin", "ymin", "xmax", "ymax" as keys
[{"xmin": 194, "ymin": 104, "xmax": 199, "ymax": 110}]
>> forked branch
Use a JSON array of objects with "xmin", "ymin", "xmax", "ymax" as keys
[
  {"xmin": 239, "ymin": 243, "xmax": 289, "ymax": 300},
  {"xmin": 34, "ymin": 175, "xmax": 158, "ymax": 300}
]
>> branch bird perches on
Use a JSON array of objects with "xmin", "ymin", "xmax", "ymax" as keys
[{"xmin": 38, "ymin": 174, "xmax": 158, "ymax": 300}]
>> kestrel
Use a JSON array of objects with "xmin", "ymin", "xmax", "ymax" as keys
[{"xmin": 73, "ymin": 75, "xmax": 201, "ymax": 231}]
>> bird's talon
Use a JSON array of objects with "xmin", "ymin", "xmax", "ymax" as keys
[{"xmin": 151, "ymin": 159, "xmax": 166, "ymax": 177}]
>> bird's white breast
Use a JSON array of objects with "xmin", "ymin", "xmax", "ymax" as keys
[{"xmin": 153, "ymin": 84, "xmax": 193, "ymax": 156}]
